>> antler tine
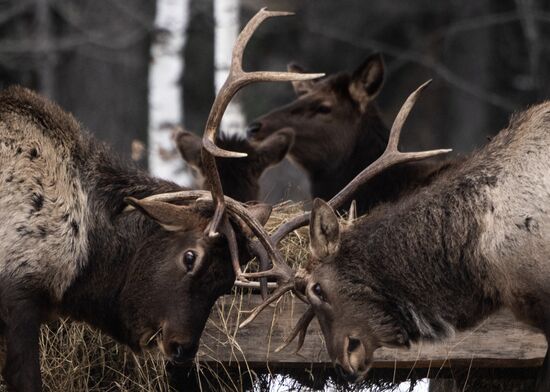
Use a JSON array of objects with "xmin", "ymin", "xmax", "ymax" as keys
[
  {"xmin": 386, "ymin": 80, "xmax": 431, "ymax": 151},
  {"xmin": 239, "ymin": 281, "xmax": 294, "ymax": 328},
  {"xmin": 202, "ymin": 8, "xmax": 324, "ymax": 159},
  {"xmin": 220, "ymin": 219, "xmax": 243, "ymax": 279},
  {"xmin": 348, "ymin": 200, "xmax": 357, "ymax": 224},
  {"xmin": 246, "ymin": 241, "xmax": 271, "ymax": 299},
  {"xmin": 329, "ymin": 80, "xmax": 451, "ymax": 209},
  {"xmin": 274, "ymin": 306, "xmax": 315, "ymax": 353},
  {"xmin": 267, "ymin": 81, "xmax": 452, "ymax": 245},
  {"xmin": 234, "ymin": 280, "xmax": 278, "ymax": 290}
]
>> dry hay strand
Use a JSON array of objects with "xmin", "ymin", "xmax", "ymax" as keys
[
  {"xmin": 40, "ymin": 320, "xmax": 170, "ymax": 392},
  {"xmin": 0, "ymin": 318, "xmax": 171, "ymax": 392}
]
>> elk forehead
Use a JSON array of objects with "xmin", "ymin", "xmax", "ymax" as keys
[{"xmin": 294, "ymin": 74, "xmax": 358, "ymax": 112}]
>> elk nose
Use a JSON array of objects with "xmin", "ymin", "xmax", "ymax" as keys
[
  {"xmin": 170, "ymin": 342, "xmax": 198, "ymax": 364},
  {"xmin": 339, "ymin": 335, "xmax": 368, "ymax": 383},
  {"xmin": 245, "ymin": 122, "xmax": 262, "ymax": 137},
  {"xmin": 348, "ymin": 337, "xmax": 361, "ymax": 354},
  {"xmin": 335, "ymin": 363, "xmax": 357, "ymax": 383}
]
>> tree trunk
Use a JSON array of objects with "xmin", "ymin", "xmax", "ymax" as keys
[
  {"xmin": 214, "ymin": 0, "xmax": 245, "ymax": 135},
  {"xmin": 149, "ymin": 0, "xmax": 192, "ymax": 184},
  {"xmin": 54, "ymin": 0, "xmax": 154, "ymax": 163}
]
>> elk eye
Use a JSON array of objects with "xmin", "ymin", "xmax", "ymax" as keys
[
  {"xmin": 316, "ymin": 104, "xmax": 331, "ymax": 114},
  {"xmin": 183, "ymin": 251, "xmax": 196, "ymax": 271},
  {"xmin": 313, "ymin": 283, "xmax": 327, "ymax": 302}
]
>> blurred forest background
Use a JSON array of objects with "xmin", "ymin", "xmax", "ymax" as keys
[
  {"xmin": 1, "ymin": 1, "xmax": 550, "ymax": 390},
  {"xmin": 0, "ymin": 0, "xmax": 549, "ymax": 203}
]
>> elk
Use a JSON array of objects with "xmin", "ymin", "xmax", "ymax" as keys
[
  {"xmin": 0, "ymin": 9, "xmax": 322, "ymax": 391},
  {"xmin": 240, "ymin": 82, "xmax": 550, "ymax": 391},
  {"xmin": 246, "ymin": 54, "xmax": 455, "ymax": 214},
  {"xmin": 174, "ymin": 127, "xmax": 295, "ymax": 202}
]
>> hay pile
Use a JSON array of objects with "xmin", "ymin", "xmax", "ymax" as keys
[{"xmin": 0, "ymin": 202, "xmax": 325, "ymax": 392}]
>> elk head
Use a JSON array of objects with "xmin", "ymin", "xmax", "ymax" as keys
[
  {"xmin": 239, "ymin": 82, "xmax": 452, "ymax": 382},
  {"xmin": 245, "ymin": 54, "xmax": 386, "ymax": 174},
  {"xmin": 118, "ymin": 198, "xmax": 271, "ymax": 362},
  {"xmin": 174, "ymin": 127, "xmax": 295, "ymax": 202}
]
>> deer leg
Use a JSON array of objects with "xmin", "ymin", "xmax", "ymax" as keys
[
  {"xmin": 534, "ymin": 311, "xmax": 550, "ymax": 392},
  {"xmin": 536, "ymin": 347, "xmax": 550, "ymax": 392},
  {"xmin": 2, "ymin": 297, "xmax": 43, "ymax": 392}
]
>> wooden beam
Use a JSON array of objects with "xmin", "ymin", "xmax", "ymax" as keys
[{"xmin": 198, "ymin": 294, "xmax": 546, "ymax": 369}]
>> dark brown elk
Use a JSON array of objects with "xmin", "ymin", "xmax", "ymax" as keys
[
  {"xmin": 174, "ymin": 127, "xmax": 295, "ymax": 202},
  {"xmin": 246, "ymin": 54, "xmax": 455, "ymax": 214},
  {"xmin": 0, "ymin": 9, "xmax": 322, "ymax": 391},
  {"xmin": 242, "ymin": 83, "xmax": 550, "ymax": 391}
]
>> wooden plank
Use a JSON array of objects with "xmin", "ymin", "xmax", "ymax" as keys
[{"xmin": 198, "ymin": 294, "xmax": 547, "ymax": 369}]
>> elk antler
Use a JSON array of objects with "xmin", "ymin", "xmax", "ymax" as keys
[
  {"xmin": 275, "ymin": 306, "xmax": 315, "ymax": 353},
  {"xmin": 347, "ymin": 199, "xmax": 357, "ymax": 224},
  {"xmin": 270, "ymin": 80, "xmax": 451, "ymax": 244},
  {"xmin": 200, "ymin": 8, "xmax": 324, "ymax": 239},
  {"xmin": 151, "ymin": 8, "xmax": 323, "ymax": 283},
  {"xmin": 238, "ymin": 81, "xmax": 453, "ymax": 334}
]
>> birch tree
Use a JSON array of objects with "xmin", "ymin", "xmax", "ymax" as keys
[
  {"xmin": 149, "ymin": 0, "xmax": 191, "ymax": 184},
  {"xmin": 214, "ymin": 0, "xmax": 245, "ymax": 135}
]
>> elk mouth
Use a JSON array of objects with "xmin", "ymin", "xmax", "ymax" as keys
[{"xmin": 139, "ymin": 327, "xmax": 163, "ymax": 352}]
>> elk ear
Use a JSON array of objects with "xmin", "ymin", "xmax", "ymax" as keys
[
  {"xmin": 256, "ymin": 127, "xmax": 295, "ymax": 170},
  {"xmin": 247, "ymin": 203, "xmax": 272, "ymax": 226},
  {"xmin": 231, "ymin": 203, "xmax": 272, "ymax": 238},
  {"xmin": 349, "ymin": 53, "xmax": 385, "ymax": 109},
  {"xmin": 174, "ymin": 129, "xmax": 203, "ymax": 169},
  {"xmin": 124, "ymin": 197, "xmax": 195, "ymax": 232},
  {"xmin": 287, "ymin": 63, "xmax": 315, "ymax": 96},
  {"xmin": 309, "ymin": 198, "xmax": 340, "ymax": 259}
]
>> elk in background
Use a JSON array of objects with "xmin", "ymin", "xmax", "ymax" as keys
[
  {"xmin": 242, "ymin": 82, "xmax": 550, "ymax": 392},
  {"xmin": 175, "ymin": 127, "xmax": 295, "ymax": 202},
  {"xmin": 247, "ymin": 54, "xmax": 456, "ymax": 214},
  {"xmin": 0, "ymin": 9, "xmax": 322, "ymax": 391}
]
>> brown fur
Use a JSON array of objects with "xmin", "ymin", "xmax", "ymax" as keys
[
  {"xmin": 0, "ymin": 86, "xmax": 260, "ymax": 391},
  {"xmin": 175, "ymin": 128, "xmax": 294, "ymax": 202},
  {"xmin": 247, "ymin": 54, "xmax": 456, "ymax": 213},
  {"xmin": 303, "ymin": 103, "xmax": 550, "ymax": 390}
]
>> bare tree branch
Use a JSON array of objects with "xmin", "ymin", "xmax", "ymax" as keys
[
  {"xmin": 109, "ymin": 0, "xmax": 155, "ymax": 30},
  {"xmin": 0, "ymin": 0, "xmax": 34, "ymax": 27},
  {"xmin": 515, "ymin": 0, "xmax": 542, "ymax": 91},
  {"xmin": 48, "ymin": 0, "xmax": 150, "ymax": 50},
  {"xmin": 307, "ymin": 24, "xmax": 517, "ymax": 111},
  {"xmin": 34, "ymin": 0, "xmax": 55, "ymax": 97}
]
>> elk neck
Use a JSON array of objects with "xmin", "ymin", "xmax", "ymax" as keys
[
  {"xmin": 60, "ymin": 144, "xmax": 183, "ymax": 346},
  {"xmin": 309, "ymin": 105, "xmax": 389, "ymax": 203},
  {"xmin": 334, "ymin": 158, "xmax": 504, "ymax": 343}
]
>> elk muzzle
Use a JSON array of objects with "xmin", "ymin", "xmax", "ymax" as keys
[
  {"xmin": 334, "ymin": 335, "xmax": 371, "ymax": 383},
  {"xmin": 161, "ymin": 331, "xmax": 199, "ymax": 364}
]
